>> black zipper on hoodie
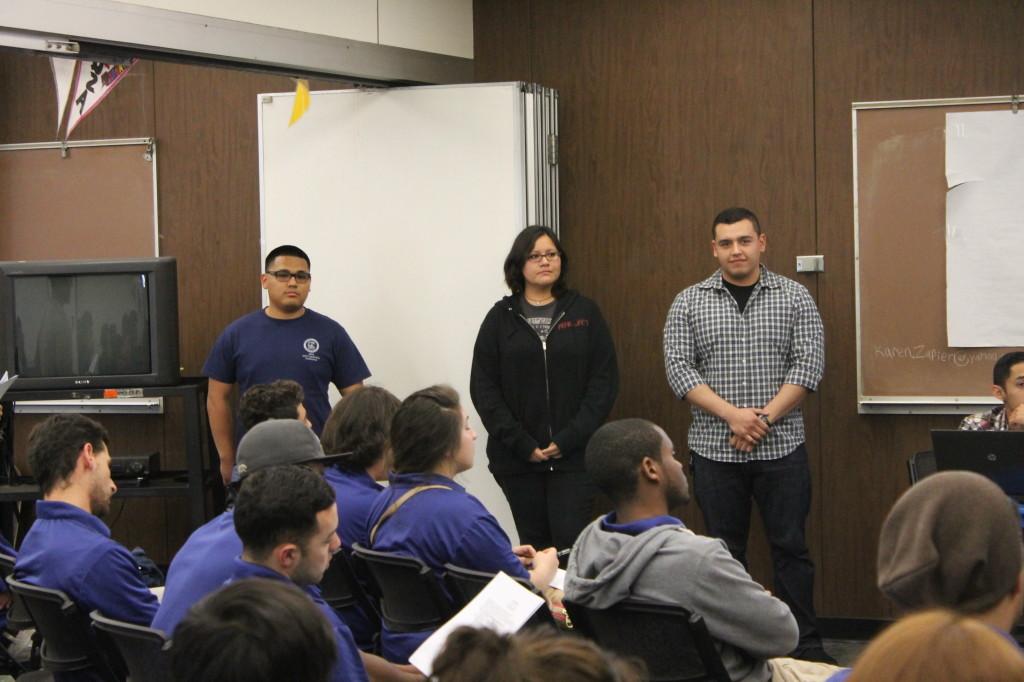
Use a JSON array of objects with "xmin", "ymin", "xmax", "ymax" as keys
[{"xmin": 509, "ymin": 300, "xmax": 567, "ymax": 446}]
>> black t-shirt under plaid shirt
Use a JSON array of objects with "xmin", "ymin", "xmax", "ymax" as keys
[{"xmin": 663, "ymin": 266, "xmax": 825, "ymax": 462}]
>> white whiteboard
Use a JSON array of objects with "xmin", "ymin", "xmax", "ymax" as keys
[{"xmin": 258, "ymin": 83, "xmax": 540, "ymax": 541}]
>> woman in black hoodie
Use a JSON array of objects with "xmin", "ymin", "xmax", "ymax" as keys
[{"xmin": 470, "ymin": 225, "xmax": 619, "ymax": 557}]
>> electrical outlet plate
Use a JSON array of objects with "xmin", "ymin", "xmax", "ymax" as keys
[{"xmin": 796, "ymin": 255, "xmax": 824, "ymax": 273}]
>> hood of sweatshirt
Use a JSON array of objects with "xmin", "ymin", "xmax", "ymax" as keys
[{"xmin": 565, "ymin": 518, "xmax": 691, "ymax": 609}]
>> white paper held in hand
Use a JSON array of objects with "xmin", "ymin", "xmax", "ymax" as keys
[{"xmin": 408, "ymin": 571, "xmax": 545, "ymax": 677}]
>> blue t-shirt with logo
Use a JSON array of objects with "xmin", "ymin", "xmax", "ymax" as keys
[{"xmin": 202, "ymin": 308, "xmax": 370, "ymax": 436}]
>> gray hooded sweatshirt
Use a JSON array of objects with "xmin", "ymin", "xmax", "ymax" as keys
[{"xmin": 565, "ymin": 516, "xmax": 798, "ymax": 682}]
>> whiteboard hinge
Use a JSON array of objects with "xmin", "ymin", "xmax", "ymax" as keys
[{"xmin": 547, "ymin": 134, "xmax": 558, "ymax": 166}]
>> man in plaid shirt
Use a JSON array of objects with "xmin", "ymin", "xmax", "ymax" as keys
[
  {"xmin": 959, "ymin": 351, "xmax": 1024, "ymax": 431},
  {"xmin": 663, "ymin": 207, "xmax": 830, "ymax": 662}
]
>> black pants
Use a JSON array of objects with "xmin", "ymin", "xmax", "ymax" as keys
[
  {"xmin": 494, "ymin": 469, "xmax": 598, "ymax": 558},
  {"xmin": 690, "ymin": 444, "xmax": 822, "ymax": 651}
]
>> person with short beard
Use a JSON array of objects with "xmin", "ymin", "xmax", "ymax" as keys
[
  {"xmin": 565, "ymin": 418, "xmax": 801, "ymax": 682},
  {"xmin": 15, "ymin": 414, "xmax": 158, "ymax": 679}
]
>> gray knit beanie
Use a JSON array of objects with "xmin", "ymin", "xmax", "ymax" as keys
[{"xmin": 877, "ymin": 471, "xmax": 1023, "ymax": 614}]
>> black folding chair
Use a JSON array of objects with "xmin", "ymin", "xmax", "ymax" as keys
[
  {"xmin": 907, "ymin": 450, "xmax": 937, "ymax": 484},
  {"xmin": 0, "ymin": 552, "xmax": 42, "ymax": 675},
  {"xmin": 318, "ymin": 549, "xmax": 382, "ymax": 651},
  {"xmin": 350, "ymin": 543, "xmax": 453, "ymax": 633},
  {"xmin": 91, "ymin": 610, "xmax": 172, "ymax": 682},
  {"xmin": 443, "ymin": 563, "xmax": 557, "ymax": 629},
  {"xmin": 5, "ymin": 577, "xmax": 122, "ymax": 681},
  {"xmin": 564, "ymin": 598, "xmax": 730, "ymax": 682},
  {"xmin": 0, "ymin": 553, "xmax": 36, "ymax": 634}
]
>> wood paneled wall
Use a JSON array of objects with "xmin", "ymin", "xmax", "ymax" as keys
[
  {"xmin": 474, "ymin": 0, "xmax": 1024, "ymax": 618},
  {"xmin": 0, "ymin": 50, "xmax": 352, "ymax": 562},
  {"xmin": 1, "ymin": 0, "xmax": 1021, "ymax": 608}
]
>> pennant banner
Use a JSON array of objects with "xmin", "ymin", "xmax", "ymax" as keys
[
  {"xmin": 65, "ymin": 58, "xmax": 139, "ymax": 138},
  {"xmin": 50, "ymin": 57, "xmax": 79, "ymax": 136}
]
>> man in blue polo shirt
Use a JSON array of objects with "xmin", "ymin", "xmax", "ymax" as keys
[
  {"xmin": 152, "ymin": 417, "xmax": 346, "ymax": 635},
  {"xmin": 157, "ymin": 420, "xmax": 419, "ymax": 682},
  {"xmin": 14, "ymin": 414, "xmax": 158, "ymax": 679},
  {"xmin": 229, "ymin": 465, "xmax": 367, "ymax": 682},
  {"xmin": 229, "ymin": 465, "xmax": 421, "ymax": 682},
  {"xmin": 204, "ymin": 244, "xmax": 371, "ymax": 484}
]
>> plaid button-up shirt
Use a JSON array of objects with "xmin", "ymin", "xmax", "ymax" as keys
[
  {"xmin": 663, "ymin": 266, "xmax": 824, "ymax": 462},
  {"xmin": 960, "ymin": 405, "xmax": 1008, "ymax": 431}
]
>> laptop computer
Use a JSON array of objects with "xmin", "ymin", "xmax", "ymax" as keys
[{"xmin": 931, "ymin": 430, "xmax": 1024, "ymax": 497}]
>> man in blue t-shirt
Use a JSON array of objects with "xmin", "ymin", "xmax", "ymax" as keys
[{"xmin": 204, "ymin": 244, "xmax": 371, "ymax": 484}]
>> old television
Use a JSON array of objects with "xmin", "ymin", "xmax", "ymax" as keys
[{"xmin": 0, "ymin": 257, "xmax": 180, "ymax": 390}]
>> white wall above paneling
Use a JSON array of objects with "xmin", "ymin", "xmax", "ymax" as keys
[
  {"xmin": 0, "ymin": 0, "xmax": 473, "ymax": 83},
  {"xmin": 379, "ymin": 0, "xmax": 473, "ymax": 59},
  {"xmin": 116, "ymin": 0, "xmax": 380, "ymax": 45}
]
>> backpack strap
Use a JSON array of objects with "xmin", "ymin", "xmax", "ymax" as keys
[{"xmin": 368, "ymin": 484, "xmax": 452, "ymax": 545}]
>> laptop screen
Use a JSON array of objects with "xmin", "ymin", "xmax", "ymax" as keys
[{"xmin": 931, "ymin": 430, "xmax": 1024, "ymax": 497}]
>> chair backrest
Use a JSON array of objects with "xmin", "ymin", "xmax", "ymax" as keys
[
  {"xmin": 443, "ymin": 563, "xmax": 557, "ymax": 629},
  {"xmin": 350, "ymin": 543, "xmax": 453, "ymax": 632},
  {"xmin": 908, "ymin": 450, "xmax": 937, "ymax": 484},
  {"xmin": 0, "ymin": 553, "xmax": 35, "ymax": 632},
  {"xmin": 5, "ymin": 576, "xmax": 122, "ymax": 681},
  {"xmin": 564, "ymin": 598, "xmax": 731, "ymax": 682},
  {"xmin": 319, "ymin": 550, "xmax": 369, "ymax": 611},
  {"xmin": 90, "ymin": 610, "xmax": 172, "ymax": 682}
]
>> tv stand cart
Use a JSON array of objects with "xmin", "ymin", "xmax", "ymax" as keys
[{"xmin": 0, "ymin": 377, "xmax": 219, "ymax": 531}]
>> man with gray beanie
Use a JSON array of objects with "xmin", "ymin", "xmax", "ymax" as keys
[
  {"xmin": 826, "ymin": 471, "xmax": 1024, "ymax": 682},
  {"xmin": 153, "ymin": 418, "xmax": 346, "ymax": 634},
  {"xmin": 875, "ymin": 471, "xmax": 1024, "ymax": 631}
]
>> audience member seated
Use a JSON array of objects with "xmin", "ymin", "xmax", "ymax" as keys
[
  {"xmin": 430, "ymin": 626, "xmax": 644, "ymax": 682},
  {"xmin": 366, "ymin": 385, "xmax": 558, "ymax": 663},
  {"xmin": 565, "ymin": 418, "xmax": 839, "ymax": 682},
  {"xmin": 845, "ymin": 609, "xmax": 1024, "ymax": 682},
  {"xmin": 826, "ymin": 470, "xmax": 1024, "ymax": 682},
  {"xmin": 237, "ymin": 379, "xmax": 311, "ymax": 431},
  {"xmin": 322, "ymin": 385, "xmax": 401, "ymax": 550},
  {"xmin": 153, "ymin": 417, "xmax": 344, "ymax": 634},
  {"xmin": 961, "ymin": 350, "xmax": 1024, "ymax": 431},
  {"xmin": 171, "ymin": 578, "xmax": 338, "ymax": 682},
  {"xmin": 320, "ymin": 385, "xmax": 400, "ymax": 648},
  {"xmin": 224, "ymin": 465, "xmax": 369, "ymax": 682},
  {"xmin": 14, "ymin": 414, "xmax": 158, "ymax": 680}
]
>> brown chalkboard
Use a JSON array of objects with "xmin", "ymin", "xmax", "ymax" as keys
[
  {"xmin": 854, "ymin": 99, "xmax": 1018, "ymax": 411},
  {"xmin": 0, "ymin": 139, "xmax": 156, "ymax": 261}
]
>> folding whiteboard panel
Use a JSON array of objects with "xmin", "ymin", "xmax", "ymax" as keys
[{"xmin": 258, "ymin": 83, "xmax": 559, "ymax": 541}]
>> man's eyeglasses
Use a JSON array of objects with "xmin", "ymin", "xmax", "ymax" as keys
[
  {"xmin": 526, "ymin": 251, "xmax": 560, "ymax": 263},
  {"xmin": 266, "ymin": 269, "xmax": 311, "ymax": 283}
]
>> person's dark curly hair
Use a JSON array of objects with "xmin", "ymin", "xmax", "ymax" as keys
[{"xmin": 238, "ymin": 380, "xmax": 304, "ymax": 431}]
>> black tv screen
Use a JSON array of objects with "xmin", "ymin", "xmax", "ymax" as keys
[{"xmin": 0, "ymin": 258, "xmax": 179, "ymax": 390}]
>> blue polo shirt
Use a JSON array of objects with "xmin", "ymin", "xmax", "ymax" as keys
[
  {"xmin": 151, "ymin": 509, "xmax": 240, "ymax": 635},
  {"xmin": 325, "ymin": 467, "xmax": 383, "ymax": 550},
  {"xmin": 15, "ymin": 500, "xmax": 159, "ymax": 681},
  {"xmin": 600, "ymin": 513, "xmax": 684, "ymax": 535},
  {"xmin": 227, "ymin": 558, "xmax": 369, "ymax": 682},
  {"xmin": 203, "ymin": 308, "xmax": 371, "ymax": 436},
  {"xmin": 367, "ymin": 471, "xmax": 529, "ymax": 663},
  {"xmin": 324, "ymin": 466, "xmax": 384, "ymax": 649}
]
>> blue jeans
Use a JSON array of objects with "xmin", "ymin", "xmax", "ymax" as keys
[{"xmin": 690, "ymin": 444, "xmax": 821, "ymax": 651}]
